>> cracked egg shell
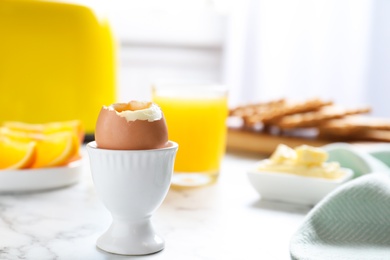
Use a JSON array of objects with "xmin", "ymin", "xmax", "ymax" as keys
[{"xmin": 95, "ymin": 101, "xmax": 169, "ymax": 150}]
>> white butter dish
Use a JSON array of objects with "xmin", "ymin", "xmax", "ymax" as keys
[{"xmin": 247, "ymin": 162, "xmax": 353, "ymax": 206}]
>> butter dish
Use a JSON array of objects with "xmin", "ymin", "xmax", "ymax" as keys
[
  {"xmin": 247, "ymin": 144, "xmax": 354, "ymax": 206},
  {"xmin": 247, "ymin": 165, "xmax": 353, "ymax": 206}
]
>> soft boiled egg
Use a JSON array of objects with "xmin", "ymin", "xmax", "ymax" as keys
[{"xmin": 95, "ymin": 101, "xmax": 169, "ymax": 150}]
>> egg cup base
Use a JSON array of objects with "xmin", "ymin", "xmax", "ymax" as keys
[{"xmin": 96, "ymin": 218, "xmax": 164, "ymax": 255}]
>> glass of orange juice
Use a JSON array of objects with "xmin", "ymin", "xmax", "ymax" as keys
[{"xmin": 152, "ymin": 84, "xmax": 228, "ymax": 188}]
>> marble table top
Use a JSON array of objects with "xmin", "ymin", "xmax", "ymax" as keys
[{"xmin": 0, "ymin": 149, "xmax": 311, "ymax": 260}]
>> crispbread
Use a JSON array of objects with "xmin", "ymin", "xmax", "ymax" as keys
[
  {"xmin": 275, "ymin": 106, "xmax": 371, "ymax": 129},
  {"xmin": 227, "ymin": 97, "xmax": 390, "ymax": 143},
  {"xmin": 242, "ymin": 98, "xmax": 333, "ymax": 127},
  {"xmin": 229, "ymin": 99, "xmax": 286, "ymax": 117},
  {"xmin": 319, "ymin": 116, "xmax": 390, "ymax": 133}
]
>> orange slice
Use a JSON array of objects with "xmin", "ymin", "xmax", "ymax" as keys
[
  {"xmin": 3, "ymin": 120, "xmax": 84, "ymax": 143},
  {"xmin": 0, "ymin": 127, "xmax": 42, "ymax": 142},
  {"xmin": 0, "ymin": 138, "xmax": 37, "ymax": 170},
  {"xmin": 1, "ymin": 127, "xmax": 80, "ymax": 168},
  {"xmin": 32, "ymin": 131, "xmax": 79, "ymax": 168}
]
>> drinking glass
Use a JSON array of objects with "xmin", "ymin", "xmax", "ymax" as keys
[{"xmin": 152, "ymin": 84, "xmax": 228, "ymax": 188}]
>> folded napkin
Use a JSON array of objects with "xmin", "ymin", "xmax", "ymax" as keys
[
  {"xmin": 290, "ymin": 143, "xmax": 390, "ymax": 260},
  {"xmin": 323, "ymin": 143, "xmax": 390, "ymax": 178},
  {"xmin": 365, "ymin": 144, "xmax": 390, "ymax": 168}
]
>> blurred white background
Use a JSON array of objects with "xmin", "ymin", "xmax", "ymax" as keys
[{"xmin": 73, "ymin": 0, "xmax": 390, "ymax": 117}]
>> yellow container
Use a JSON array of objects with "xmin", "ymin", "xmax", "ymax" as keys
[{"xmin": 0, "ymin": 0, "xmax": 116, "ymax": 136}]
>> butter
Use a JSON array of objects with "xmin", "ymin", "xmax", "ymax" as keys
[
  {"xmin": 295, "ymin": 145, "xmax": 328, "ymax": 166},
  {"xmin": 258, "ymin": 144, "xmax": 345, "ymax": 179},
  {"xmin": 269, "ymin": 144, "xmax": 296, "ymax": 164}
]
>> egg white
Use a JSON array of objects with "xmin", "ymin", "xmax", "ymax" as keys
[{"xmin": 104, "ymin": 103, "xmax": 162, "ymax": 122}]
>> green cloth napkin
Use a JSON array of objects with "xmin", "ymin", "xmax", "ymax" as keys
[
  {"xmin": 324, "ymin": 143, "xmax": 390, "ymax": 178},
  {"xmin": 366, "ymin": 144, "xmax": 390, "ymax": 168},
  {"xmin": 290, "ymin": 143, "xmax": 390, "ymax": 260}
]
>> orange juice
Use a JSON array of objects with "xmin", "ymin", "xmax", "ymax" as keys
[{"xmin": 152, "ymin": 85, "xmax": 228, "ymax": 187}]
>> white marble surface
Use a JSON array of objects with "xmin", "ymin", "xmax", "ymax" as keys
[{"xmin": 0, "ymin": 149, "xmax": 311, "ymax": 260}]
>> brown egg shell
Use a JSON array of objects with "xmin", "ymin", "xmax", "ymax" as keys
[{"xmin": 95, "ymin": 107, "xmax": 169, "ymax": 150}]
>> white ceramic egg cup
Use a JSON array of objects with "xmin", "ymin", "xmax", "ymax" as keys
[{"xmin": 87, "ymin": 141, "xmax": 178, "ymax": 255}]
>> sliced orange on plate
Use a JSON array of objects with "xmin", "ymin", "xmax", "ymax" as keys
[
  {"xmin": 0, "ymin": 120, "xmax": 83, "ymax": 169},
  {"xmin": 2, "ymin": 120, "xmax": 84, "ymax": 143},
  {"xmin": 0, "ymin": 138, "xmax": 37, "ymax": 170},
  {"xmin": 0, "ymin": 127, "xmax": 42, "ymax": 142}
]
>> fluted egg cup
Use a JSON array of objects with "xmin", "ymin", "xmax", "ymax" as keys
[{"xmin": 87, "ymin": 141, "xmax": 178, "ymax": 255}]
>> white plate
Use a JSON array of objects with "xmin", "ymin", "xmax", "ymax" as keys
[
  {"xmin": 247, "ymin": 163, "xmax": 353, "ymax": 206},
  {"xmin": 0, "ymin": 160, "xmax": 83, "ymax": 193}
]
